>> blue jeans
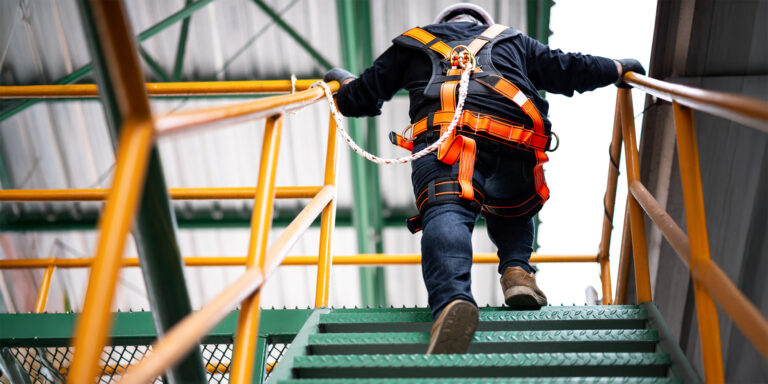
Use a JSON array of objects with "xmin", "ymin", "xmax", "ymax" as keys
[{"xmin": 411, "ymin": 141, "xmax": 536, "ymax": 318}]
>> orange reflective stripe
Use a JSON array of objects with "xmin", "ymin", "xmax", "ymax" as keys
[
  {"xmin": 467, "ymin": 24, "xmax": 508, "ymax": 55},
  {"xmin": 402, "ymin": 27, "xmax": 451, "ymax": 59}
]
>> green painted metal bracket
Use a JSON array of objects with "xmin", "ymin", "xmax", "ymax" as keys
[
  {"xmin": 138, "ymin": 46, "xmax": 172, "ymax": 82},
  {"xmin": 265, "ymin": 308, "xmax": 330, "ymax": 384},
  {"xmin": 172, "ymin": 0, "xmax": 196, "ymax": 81},
  {"xmin": 0, "ymin": 0, "xmax": 214, "ymax": 123},
  {"xmin": 251, "ymin": 0, "xmax": 334, "ymax": 70},
  {"xmin": 642, "ymin": 302, "xmax": 702, "ymax": 384},
  {"xmin": 0, "ymin": 309, "xmax": 312, "ymax": 348}
]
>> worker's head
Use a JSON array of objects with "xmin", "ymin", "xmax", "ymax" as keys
[{"xmin": 433, "ymin": 3, "xmax": 494, "ymax": 25}]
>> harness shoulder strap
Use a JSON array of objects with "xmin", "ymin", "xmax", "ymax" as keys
[
  {"xmin": 467, "ymin": 24, "xmax": 509, "ymax": 55},
  {"xmin": 395, "ymin": 27, "xmax": 452, "ymax": 59}
]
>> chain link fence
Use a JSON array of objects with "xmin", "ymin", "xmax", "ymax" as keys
[{"xmin": 4, "ymin": 342, "xmax": 290, "ymax": 383}]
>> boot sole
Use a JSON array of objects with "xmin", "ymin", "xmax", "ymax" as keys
[
  {"xmin": 426, "ymin": 301, "xmax": 479, "ymax": 354},
  {"xmin": 504, "ymin": 286, "xmax": 547, "ymax": 310}
]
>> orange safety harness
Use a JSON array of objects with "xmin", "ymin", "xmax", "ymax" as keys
[{"xmin": 390, "ymin": 24, "xmax": 557, "ymax": 232}]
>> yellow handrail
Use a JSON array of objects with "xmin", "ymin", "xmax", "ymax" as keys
[
  {"xmin": 0, "ymin": 80, "xmax": 324, "ymax": 99},
  {"xmin": 120, "ymin": 186, "xmax": 336, "ymax": 384},
  {"xmin": 0, "ymin": 186, "xmax": 322, "ymax": 201},
  {"xmin": 608, "ymin": 72, "xmax": 768, "ymax": 382}
]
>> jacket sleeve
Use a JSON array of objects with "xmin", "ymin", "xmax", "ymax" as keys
[
  {"xmin": 523, "ymin": 35, "xmax": 619, "ymax": 97},
  {"xmin": 335, "ymin": 45, "xmax": 409, "ymax": 117}
]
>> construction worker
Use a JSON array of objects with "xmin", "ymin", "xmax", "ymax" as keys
[{"xmin": 324, "ymin": 3, "xmax": 645, "ymax": 354}]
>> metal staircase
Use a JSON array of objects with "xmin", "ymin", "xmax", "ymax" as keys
[{"xmin": 268, "ymin": 304, "xmax": 700, "ymax": 383}]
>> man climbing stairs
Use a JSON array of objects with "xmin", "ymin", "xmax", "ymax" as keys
[{"xmin": 268, "ymin": 304, "xmax": 700, "ymax": 383}]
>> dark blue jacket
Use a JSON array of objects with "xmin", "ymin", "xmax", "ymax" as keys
[{"xmin": 336, "ymin": 22, "xmax": 619, "ymax": 129}]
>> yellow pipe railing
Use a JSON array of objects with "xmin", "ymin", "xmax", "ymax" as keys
[
  {"xmin": 0, "ymin": 186, "xmax": 322, "ymax": 201},
  {"xmin": 607, "ymin": 72, "xmax": 768, "ymax": 382},
  {"xmin": 120, "ymin": 186, "xmax": 336, "ymax": 384},
  {"xmin": 231, "ymin": 113, "xmax": 284, "ymax": 383},
  {"xmin": 0, "ymin": 80, "xmax": 323, "ymax": 99}
]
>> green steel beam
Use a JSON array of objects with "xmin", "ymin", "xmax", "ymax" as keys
[
  {"xmin": 0, "ymin": 309, "xmax": 312, "ymax": 347},
  {"xmin": 251, "ymin": 0, "xmax": 334, "ymax": 70},
  {"xmin": 172, "ymin": 0, "xmax": 196, "ymax": 81},
  {"xmin": 0, "ymin": 0, "xmax": 214, "ymax": 123},
  {"xmin": 336, "ymin": 0, "xmax": 387, "ymax": 307},
  {"xmin": 138, "ymin": 46, "xmax": 172, "ymax": 82},
  {"xmin": 0, "ymin": 207, "xmax": 485, "ymax": 231},
  {"xmin": 77, "ymin": 1, "xmax": 205, "ymax": 382}
]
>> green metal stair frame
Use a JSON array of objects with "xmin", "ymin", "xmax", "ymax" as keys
[
  {"xmin": 267, "ymin": 304, "xmax": 701, "ymax": 384},
  {"xmin": 0, "ymin": 304, "xmax": 701, "ymax": 383}
]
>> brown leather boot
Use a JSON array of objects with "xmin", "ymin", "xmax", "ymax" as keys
[
  {"xmin": 500, "ymin": 266, "xmax": 547, "ymax": 309},
  {"xmin": 426, "ymin": 299, "xmax": 478, "ymax": 354}
]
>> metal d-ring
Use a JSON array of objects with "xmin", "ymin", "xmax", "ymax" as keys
[
  {"xmin": 547, "ymin": 131, "xmax": 560, "ymax": 152},
  {"xmin": 401, "ymin": 124, "xmax": 415, "ymax": 142}
]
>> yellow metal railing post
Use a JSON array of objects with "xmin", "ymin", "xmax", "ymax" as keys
[
  {"xmin": 230, "ymin": 114, "xmax": 284, "ymax": 384},
  {"xmin": 315, "ymin": 108, "xmax": 339, "ymax": 307},
  {"xmin": 34, "ymin": 265, "xmax": 55, "ymax": 313},
  {"xmin": 598, "ymin": 97, "xmax": 624, "ymax": 305},
  {"xmin": 672, "ymin": 101, "xmax": 724, "ymax": 383},
  {"xmin": 67, "ymin": 1, "xmax": 157, "ymax": 381},
  {"xmin": 617, "ymin": 89, "xmax": 652, "ymax": 303}
]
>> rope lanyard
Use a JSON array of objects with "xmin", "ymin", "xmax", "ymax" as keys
[{"xmin": 312, "ymin": 61, "xmax": 474, "ymax": 165}]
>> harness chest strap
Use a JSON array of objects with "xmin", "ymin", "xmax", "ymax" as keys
[{"xmin": 436, "ymin": 68, "xmax": 476, "ymax": 200}]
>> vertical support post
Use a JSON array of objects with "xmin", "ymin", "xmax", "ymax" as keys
[
  {"xmin": 172, "ymin": 0, "xmax": 195, "ymax": 81},
  {"xmin": 618, "ymin": 89, "xmax": 652, "ymax": 303},
  {"xmin": 614, "ymin": 199, "xmax": 632, "ymax": 305},
  {"xmin": 672, "ymin": 102, "xmax": 724, "ymax": 383},
  {"xmin": 34, "ymin": 265, "xmax": 54, "ymax": 313},
  {"xmin": 231, "ymin": 115, "xmax": 284, "ymax": 384},
  {"xmin": 315, "ymin": 109, "xmax": 339, "ymax": 307},
  {"xmin": 72, "ymin": 1, "xmax": 205, "ymax": 383},
  {"xmin": 251, "ymin": 337, "xmax": 269, "ymax": 383},
  {"xmin": 336, "ymin": 0, "xmax": 386, "ymax": 307},
  {"xmin": 598, "ymin": 98, "xmax": 623, "ymax": 305}
]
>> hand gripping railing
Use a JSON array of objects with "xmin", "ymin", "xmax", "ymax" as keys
[{"xmin": 601, "ymin": 71, "xmax": 768, "ymax": 383}]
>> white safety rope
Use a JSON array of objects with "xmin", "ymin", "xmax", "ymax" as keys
[{"xmin": 312, "ymin": 62, "xmax": 474, "ymax": 165}]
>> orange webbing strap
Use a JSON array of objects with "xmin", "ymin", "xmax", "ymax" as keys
[
  {"xmin": 474, "ymin": 76, "xmax": 545, "ymax": 135},
  {"xmin": 467, "ymin": 24, "xmax": 508, "ymax": 55},
  {"xmin": 388, "ymin": 131, "xmax": 413, "ymax": 151},
  {"xmin": 402, "ymin": 27, "xmax": 452, "ymax": 59},
  {"xmin": 534, "ymin": 150, "xmax": 550, "ymax": 200},
  {"xmin": 436, "ymin": 69, "xmax": 476, "ymax": 200}
]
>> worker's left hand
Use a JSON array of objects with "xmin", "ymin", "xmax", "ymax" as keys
[
  {"xmin": 323, "ymin": 68, "xmax": 356, "ymax": 85},
  {"xmin": 615, "ymin": 59, "xmax": 646, "ymax": 89}
]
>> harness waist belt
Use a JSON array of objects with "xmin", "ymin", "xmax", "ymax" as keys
[{"xmin": 411, "ymin": 110, "xmax": 549, "ymax": 151}]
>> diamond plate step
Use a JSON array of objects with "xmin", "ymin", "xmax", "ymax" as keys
[
  {"xmin": 319, "ymin": 307, "xmax": 647, "ymax": 333},
  {"xmin": 290, "ymin": 352, "xmax": 670, "ymax": 379},
  {"xmin": 307, "ymin": 329, "xmax": 659, "ymax": 355},
  {"xmin": 279, "ymin": 378, "xmax": 682, "ymax": 384}
]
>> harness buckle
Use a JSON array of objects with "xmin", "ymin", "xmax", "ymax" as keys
[{"xmin": 449, "ymin": 45, "xmax": 476, "ymax": 70}]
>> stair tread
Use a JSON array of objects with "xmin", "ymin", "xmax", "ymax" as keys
[
  {"xmin": 279, "ymin": 378, "xmax": 681, "ymax": 384},
  {"xmin": 309, "ymin": 329, "xmax": 658, "ymax": 345},
  {"xmin": 292, "ymin": 352, "xmax": 671, "ymax": 368},
  {"xmin": 328, "ymin": 305, "xmax": 643, "ymax": 313},
  {"xmin": 320, "ymin": 308, "xmax": 647, "ymax": 324}
]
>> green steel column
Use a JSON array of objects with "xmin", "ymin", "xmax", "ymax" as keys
[
  {"xmin": 336, "ymin": 0, "xmax": 386, "ymax": 307},
  {"xmin": 355, "ymin": 0, "xmax": 387, "ymax": 306},
  {"xmin": 526, "ymin": 0, "xmax": 552, "ymax": 252},
  {"xmin": 0, "ymin": 0, "xmax": 214, "ymax": 123},
  {"xmin": 77, "ymin": 1, "xmax": 206, "ymax": 383}
]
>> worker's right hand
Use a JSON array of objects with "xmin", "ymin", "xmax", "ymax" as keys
[
  {"xmin": 323, "ymin": 68, "xmax": 356, "ymax": 85},
  {"xmin": 615, "ymin": 59, "xmax": 646, "ymax": 89}
]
